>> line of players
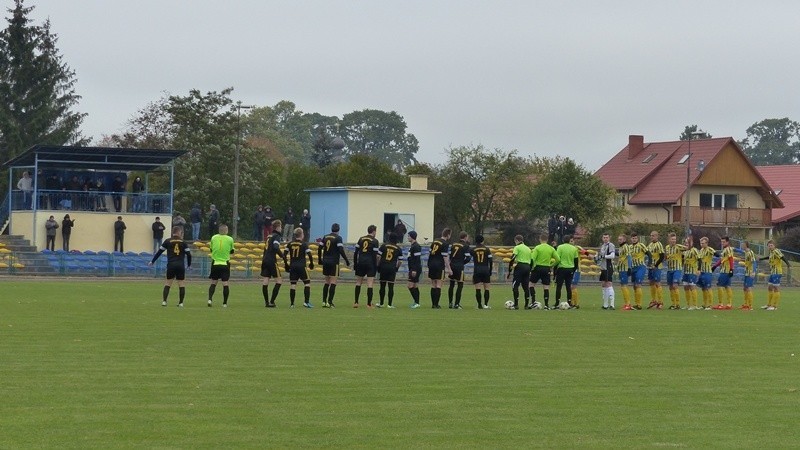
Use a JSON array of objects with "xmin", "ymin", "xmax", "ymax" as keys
[{"xmin": 611, "ymin": 231, "xmax": 790, "ymax": 311}]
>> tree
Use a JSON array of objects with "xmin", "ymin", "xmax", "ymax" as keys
[
  {"xmin": 0, "ymin": 0, "xmax": 87, "ymax": 163},
  {"xmin": 324, "ymin": 154, "xmax": 407, "ymax": 188},
  {"xmin": 741, "ymin": 118, "xmax": 800, "ymax": 165},
  {"xmin": 679, "ymin": 125, "xmax": 712, "ymax": 141},
  {"xmin": 522, "ymin": 158, "xmax": 625, "ymax": 229},
  {"xmin": 340, "ymin": 109, "xmax": 418, "ymax": 169},
  {"xmin": 435, "ymin": 145, "xmax": 528, "ymax": 237}
]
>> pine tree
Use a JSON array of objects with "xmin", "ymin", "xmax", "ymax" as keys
[{"xmin": 0, "ymin": 0, "xmax": 87, "ymax": 164}]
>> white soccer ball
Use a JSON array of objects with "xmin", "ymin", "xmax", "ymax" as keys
[
  {"xmin": 558, "ymin": 301, "xmax": 571, "ymax": 310},
  {"xmin": 532, "ymin": 301, "xmax": 542, "ymax": 310},
  {"xmin": 504, "ymin": 300, "xmax": 515, "ymax": 309}
]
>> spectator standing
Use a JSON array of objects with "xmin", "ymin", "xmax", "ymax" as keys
[
  {"xmin": 95, "ymin": 178, "xmax": 107, "ymax": 211},
  {"xmin": 152, "ymin": 217, "xmax": 166, "ymax": 254},
  {"xmin": 45, "ymin": 173, "xmax": 60, "ymax": 210},
  {"xmin": 114, "ymin": 216, "xmax": 127, "ymax": 252},
  {"xmin": 253, "ymin": 205, "xmax": 266, "ymax": 241},
  {"xmin": 17, "ymin": 171, "xmax": 33, "ymax": 209},
  {"xmin": 555, "ymin": 215, "xmax": 567, "ymax": 245},
  {"xmin": 131, "ymin": 176, "xmax": 145, "ymax": 212},
  {"xmin": 263, "ymin": 206, "xmax": 275, "ymax": 240},
  {"xmin": 61, "ymin": 214, "xmax": 75, "ymax": 251},
  {"xmin": 111, "ymin": 175, "xmax": 124, "ymax": 212},
  {"xmin": 172, "ymin": 213, "xmax": 187, "ymax": 232},
  {"xmin": 45, "ymin": 215, "xmax": 58, "ymax": 251},
  {"xmin": 283, "ymin": 207, "xmax": 296, "ymax": 240},
  {"xmin": 393, "ymin": 219, "xmax": 407, "ymax": 242},
  {"xmin": 547, "ymin": 213, "xmax": 558, "ymax": 244},
  {"xmin": 208, "ymin": 204, "xmax": 220, "ymax": 237},
  {"xmin": 299, "ymin": 209, "xmax": 311, "ymax": 242},
  {"xmin": 36, "ymin": 169, "xmax": 47, "ymax": 209},
  {"xmin": 190, "ymin": 203, "xmax": 202, "ymax": 241}
]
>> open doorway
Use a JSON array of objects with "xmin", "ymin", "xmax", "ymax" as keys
[{"xmin": 383, "ymin": 213, "xmax": 415, "ymax": 243}]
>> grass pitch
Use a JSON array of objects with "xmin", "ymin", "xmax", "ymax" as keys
[{"xmin": 1, "ymin": 279, "xmax": 798, "ymax": 449}]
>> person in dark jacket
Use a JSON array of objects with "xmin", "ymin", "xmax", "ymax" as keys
[
  {"xmin": 131, "ymin": 176, "xmax": 145, "ymax": 212},
  {"xmin": 283, "ymin": 207, "xmax": 296, "ymax": 240},
  {"xmin": 299, "ymin": 209, "xmax": 311, "ymax": 242},
  {"xmin": 45, "ymin": 215, "xmax": 58, "ymax": 251},
  {"xmin": 152, "ymin": 216, "xmax": 166, "ymax": 254},
  {"xmin": 114, "ymin": 216, "xmax": 127, "ymax": 252},
  {"xmin": 253, "ymin": 205, "xmax": 266, "ymax": 241},
  {"xmin": 190, "ymin": 203, "xmax": 202, "ymax": 241},
  {"xmin": 112, "ymin": 176, "xmax": 124, "ymax": 212},
  {"xmin": 62, "ymin": 214, "xmax": 75, "ymax": 251}
]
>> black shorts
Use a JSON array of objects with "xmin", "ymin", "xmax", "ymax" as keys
[
  {"xmin": 513, "ymin": 263, "xmax": 531, "ymax": 285},
  {"xmin": 473, "ymin": 269, "xmax": 491, "ymax": 284},
  {"xmin": 408, "ymin": 267, "xmax": 421, "ymax": 283},
  {"xmin": 599, "ymin": 268, "xmax": 614, "ymax": 282},
  {"xmin": 530, "ymin": 266, "xmax": 551, "ymax": 285},
  {"xmin": 166, "ymin": 265, "xmax": 186, "ymax": 281},
  {"xmin": 379, "ymin": 266, "xmax": 397, "ymax": 282},
  {"xmin": 449, "ymin": 266, "xmax": 465, "ymax": 282},
  {"xmin": 428, "ymin": 265, "xmax": 446, "ymax": 281},
  {"xmin": 355, "ymin": 263, "xmax": 376, "ymax": 278},
  {"xmin": 260, "ymin": 261, "xmax": 281, "ymax": 278},
  {"xmin": 289, "ymin": 266, "xmax": 309, "ymax": 282},
  {"xmin": 209, "ymin": 263, "xmax": 230, "ymax": 281},
  {"xmin": 322, "ymin": 262, "xmax": 339, "ymax": 277}
]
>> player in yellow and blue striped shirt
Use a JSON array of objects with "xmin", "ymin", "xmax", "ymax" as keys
[
  {"xmin": 664, "ymin": 233, "xmax": 685, "ymax": 309},
  {"xmin": 740, "ymin": 241, "xmax": 757, "ymax": 310},
  {"xmin": 617, "ymin": 234, "xmax": 633, "ymax": 310},
  {"xmin": 696, "ymin": 237, "xmax": 716, "ymax": 310},
  {"xmin": 647, "ymin": 231, "xmax": 666, "ymax": 309},
  {"xmin": 628, "ymin": 232, "xmax": 650, "ymax": 310},
  {"xmin": 712, "ymin": 236, "xmax": 735, "ymax": 309},
  {"xmin": 682, "ymin": 237, "xmax": 700, "ymax": 310},
  {"xmin": 760, "ymin": 240, "xmax": 790, "ymax": 310}
]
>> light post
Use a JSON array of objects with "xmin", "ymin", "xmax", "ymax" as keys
[
  {"xmin": 232, "ymin": 101, "xmax": 255, "ymax": 239},
  {"xmin": 685, "ymin": 130, "xmax": 706, "ymax": 236}
]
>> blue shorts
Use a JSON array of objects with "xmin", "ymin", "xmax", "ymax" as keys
[
  {"xmin": 682, "ymin": 273, "xmax": 697, "ymax": 285},
  {"xmin": 743, "ymin": 275, "xmax": 754, "ymax": 288},
  {"xmin": 572, "ymin": 270, "xmax": 581, "ymax": 285},
  {"xmin": 667, "ymin": 270, "xmax": 683, "ymax": 286},
  {"xmin": 697, "ymin": 272, "xmax": 713, "ymax": 289},
  {"xmin": 716, "ymin": 272, "xmax": 732, "ymax": 287},
  {"xmin": 768, "ymin": 274, "xmax": 782, "ymax": 286},
  {"xmin": 648, "ymin": 268, "xmax": 662, "ymax": 282},
  {"xmin": 632, "ymin": 265, "xmax": 646, "ymax": 285},
  {"xmin": 618, "ymin": 269, "xmax": 630, "ymax": 285}
]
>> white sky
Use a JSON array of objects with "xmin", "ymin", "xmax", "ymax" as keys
[{"xmin": 27, "ymin": 0, "xmax": 800, "ymax": 171}]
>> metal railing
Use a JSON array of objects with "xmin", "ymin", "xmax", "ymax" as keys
[{"xmin": 7, "ymin": 190, "xmax": 170, "ymax": 214}]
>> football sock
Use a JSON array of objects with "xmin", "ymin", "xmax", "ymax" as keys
[
  {"xmin": 571, "ymin": 288, "xmax": 579, "ymax": 306},
  {"xmin": 634, "ymin": 286, "xmax": 642, "ymax": 307},
  {"xmin": 304, "ymin": 285, "xmax": 310, "ymax": 303},
  {"xmin": 328, "ymin": 284, "xmax": 336, "ymax": 304},
  {"xmin": 222, "ymin": 285, "xmax": 229, "ymax": 304},
  {"xmin": 322, "ymin": 283, "xmax": 329, "ymax": 303},
  {"xmin": 409, "ymin": 286, "xmax": 419, "ymax": 304},
  {"xmin": 649, "ymin": 285, "xmax": 656, "ymax": 302},
  {"xmin": 354, "ymin": 285, "xmax": 361, "ymax": 304},
  {"xmin": 271, "ymin": 284, "xmax": 281, "ymax": 302},
  {"xmin": 657, "ymin": 286, "xmax": 663, "ymax": 304},
  {"xmin": 476, "ymin": 289, "xmax": 482, "ymax": 307},
  {"xmin": 387, "ymin": 283, "xmax": 394, "ymax": 306},
  {"xmin": 726, "ymin": 287, "xmax": 733, "ymax": 306},
  {"xmin": 262, "ymin": 285, "xmax": 269, "ymax": 305},
  {"xmin": 289, "ymin": 288, "xmax": 296, "ymax": 305},
  {"xmin": 179, "ymin": 287, "xmax": 185, "ymax": 303},
  {"xmin": 455, "ymin": 282, "xmax": 463, "ymax": 306},
  {"xmin": 379, "ymin": 282, "xmax": 387, "ymax": 305},
  {"xmin": 484, "ymin": 290, "xmax": 490, "ymax": 306},
  {"xmin": 602, "ymin": 288, "xmax": 608, "ymax": 308},
  {"xmin": 543, "ymin": 290, "xmax": 549, "ymax": 306},
  {"xmin": 717, "ymin": 287, "xmax": 725, "ymax": 305},
  {"xmin": 163, "ymin": 286, "xmax": 170, "ymax": 301},
  {"xmin": 208, "ymin": 284, "xmax": 216, "ymax": 300},
  {"xmin": 367, "ymin": 287, "xmax": 374, "ymax": 306},
  {"xmin": 529, "ymin": 287, "xmax": 536, "ymax": 303},
  {"xmin": 691, "ymin": 288, "xmax": 698, "ymax": 307},
  {"xmin": 607, "ymin": 287, "xmax": 615, "ymax": 307},
  {"xmin": 448, "ymin": 279, "xmax": 455, "ymax": 305},
  {"xmin": 431, "ymin": 287, "xmax": 436, "ymax": 306},
  {"xmin": 774, "ymin": 290, "xmax": 781, "ymax": 307},
  {"xmin": 622, "ymin": 286, "xmax": 630, "ymax": 305}
]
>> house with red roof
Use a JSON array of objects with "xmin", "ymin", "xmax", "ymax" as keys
[
  {"xmin": 595, "ymin": 135, "xmax": 783, "ymax": 241},
  {"xmin": 756, "ymin": 165, "xmax": 800, "ymax": 230}
]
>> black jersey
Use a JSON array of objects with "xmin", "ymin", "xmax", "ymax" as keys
[
  {"xmin": 407, "ymin": 242, "xmax": 422, "ymax": 272},
  {"xmin": 319, "ymin": 233, "xmax": 349, "ymax": 265},
  {"xmin": 153, "ymin": 237, "xmax": 191, "ymax": 267},
  {"xmin": 285, "ymin": 239, "xmax": 311, "ymax": 268},
  {"xmin": 470, "ymin": 244, "xmax": 493, "ymax": 273},
  {"xmin": 427, "ymin": 238, "xmax": 450, "ymax": 268},
  {"xmin": 450, "ymin": 240, "xmax": 470, "ymax": 268},
  {"xmin": 262, "ymin": 231, "xmax": 284, "ymax": 264},
  {"xmin": 379, "ymin": 243, "xmax": 403, "ymax": 269},
  {"xmin": 354, "ymin": 234, "xmax": 379, "ymax": 267}
]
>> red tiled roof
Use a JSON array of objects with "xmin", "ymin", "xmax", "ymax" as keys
[
  {"xmin": 757, "ymin": 165, "xmax": 800, "ymax": 223},
  {"xmin": 595, "ymin": 137, "xmax": 766, "ymax": 205}
]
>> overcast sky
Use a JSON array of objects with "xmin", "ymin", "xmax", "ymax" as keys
[{"xmin": 27, "ymin": 0, "xmax": 800, "ymax": 171}]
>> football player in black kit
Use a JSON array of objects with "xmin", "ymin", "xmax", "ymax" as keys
[
  {"xmin": 428, "ymin": 228, "xmax": 453, "ymax": 308},
  {"xmin": 284, "ymin": 227, "xmax": 314, "ymax": 308},
  {"xmin": 448, "ymin": 231, "xmax": 471, "ymax": 309},
  {"xmin": 149, "ymin": 226, "xmax": 192, "ymax": 307},
  {"xmin": 470, "ymin": 235, "xmax": 493, "ymax": 309},
  {"xmin": 318, "ymin": 223, "xmax": 350, "ymax": 308},
  {"xmin": 261, "ymin": 219, "xmax": 288, "ymax": 307},
  {"xmin": 406, "ymin": 231, "xmax": 423, "ymax": 308},
  {"xmin": 353, "ymin": 225, "xmax": 380, "ymax": 308},
  {"xmin": 377, "ymin": 233, "xmax": 403, "ymax": 308}
]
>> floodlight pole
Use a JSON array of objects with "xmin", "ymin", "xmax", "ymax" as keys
[{"xmin": 232, "ymin": 102, "xmax": 255, "ymax": 239}]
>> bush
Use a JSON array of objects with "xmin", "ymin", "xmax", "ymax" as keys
[
  {"xmin": 778, "ymin": 226, "xmax": 800, "ymax": 255},
  {"xmin": 585, "ymin": 222, "xmax": 684, "ymax": 247}
]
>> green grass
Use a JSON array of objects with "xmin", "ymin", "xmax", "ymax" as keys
[{"xmin": 1, "ymin": 279, "xmax": 798, "ymax": 449}]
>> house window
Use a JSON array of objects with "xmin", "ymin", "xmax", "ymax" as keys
[
  {"xmin": 642, "ymin": 153, "xmax": 657, "ymax": 163},
  {"xmin": 699, "ymin": 193, "xmax": 738, "ymax": 209},
  {"xmin": 678, "ymin": 153, "xmax": 690, "ymax": 164},
  {"xmin": 616, "ymin": 194, "xmax": 625, "ymax": 207}
]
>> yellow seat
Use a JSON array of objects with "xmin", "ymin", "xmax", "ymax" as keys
[
  {"xmin": 0, "ymin": 262, "xmax": 8, "ymax": 269},
  {"xmin": 12, "ymin": 263, "xmax": 24, "ymax": 269},
  {"xmin": 233, "ymin": 265, "xmax": 246, "ymax": 271},
  {"xmin": 0, "ymin": 248, "xmax": 10, "ymax": 254}
]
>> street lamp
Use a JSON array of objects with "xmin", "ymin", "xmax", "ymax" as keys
[
  {"xmin": 232, "ymin": 101, "xmax": 255, "ymax": 238},
  {"xmin": 685, "ymin": 130, "xmax": 707, "ymax": 236}
]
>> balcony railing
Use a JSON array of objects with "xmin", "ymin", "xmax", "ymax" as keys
[
  {"xmin": 673, "ymin": 206, "xmax": 771, "ymax": 227},
  {"xmin": 7, "ymin": 190, "xmax": 170, "ymax": 214}
]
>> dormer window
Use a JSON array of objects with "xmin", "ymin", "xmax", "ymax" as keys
[
  {"xmin": 642, "ymin": 153, "xmax": 657, "ymax": 163},
  {"xmin": 677, "ymin": 153, "xmax": 690, "ymax": 164}
]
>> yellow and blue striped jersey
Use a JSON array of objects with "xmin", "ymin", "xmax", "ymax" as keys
[
  {"xmin": 630, "ymin": 242, "xmax": 648, "ymax": 267},
  {"xmin": 648, "ymin": 241, "xmax": 665, "ymax": 268},
  {"xmin": 683, "ymin": 247, "xmax": 699, "ymax": 273},
  {"xmin": 697, "ymin": 246, "xmax": 716, "ymax": 273},
  {"xmin": 719, "ymin": 246, "xmax": 735, "ymax": 272},
  {"xmin": 665, "ymin": 244, "xmax": 685, "ymax": 271},
  {"xmin": 616, "ymin": 243, "xmax": 631, "ymax": 271},
  {"xmin": 769, "ymin": 248, "xmax": 785, "ymax": 275},
  {"xmin": 743, "ymin": 249, "xmax": 756, "ymax": 277}
]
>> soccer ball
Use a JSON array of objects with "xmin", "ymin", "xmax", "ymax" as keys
[
  {"xmin": 558, "ymin": 301, "xmax": 571, "ymax": 310},
  {"xmin": 532, "ymin": 301, "xmax": 542, "ymax": 310},
  {"xmin": 504, "ymin": 300, "xmax": 515, "ymax": 309}
]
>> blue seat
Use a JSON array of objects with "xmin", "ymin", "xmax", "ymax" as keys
[
  {"xmin": 83, "ymin": 250, "xmax": 96, "ymax": 255},
  {"xmin": 97, "ymin": 251, "xmax": 110, "ymax": 256}
]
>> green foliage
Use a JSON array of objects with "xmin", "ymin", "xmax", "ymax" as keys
[
  {"xmin": 679, "ymin": 125, "xmax": 712, "ymax": 140},
  {"xmin": 323, "ymin": 154, "xmax": 407, "ymax": 187},
  {"xmin": 585, "ymin": 222, "xmax": 685, "ymax": 246},
  {"xmin": 741, "ymin": 117, "xmax": 800, "ymax": 165},
  {"xmin": 0, "ymin": 0, "xmax": 87, "ymax": 161},
  {"xmin": 777, "ymin": 226, "xmax": 800, "ymax": 254},
  {"xmin": 340, "ymin": 109, "xmax": 419, "ymax": 169}
]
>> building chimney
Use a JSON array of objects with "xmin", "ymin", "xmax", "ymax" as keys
[
  {"xmin": 409, "ymin": 174, "xmax": 428, "ymax": 190},
  {"xmin": 628, "ymin": 135, "xmax": 644, "ymax": 159}
]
